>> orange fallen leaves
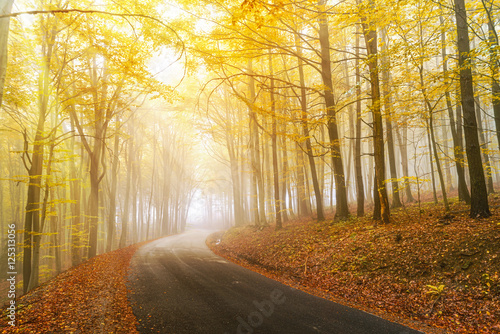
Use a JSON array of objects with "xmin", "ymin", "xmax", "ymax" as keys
[
  {"xmin": 0, "ymin": 242, "xmax": 148, "ymax": 334},
  {"xmin": 209, "ymin": 196, "xmax": 500, "ymax": 334}
]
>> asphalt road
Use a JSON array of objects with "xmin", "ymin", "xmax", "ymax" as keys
[{"xmin": 127, "ymin": 229, "xmax": 424, "ymax": 334}]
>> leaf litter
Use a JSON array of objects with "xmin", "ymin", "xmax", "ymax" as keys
[{"xmin": 208, "ymin": 196, "xmax": 500, "ymax": 333}]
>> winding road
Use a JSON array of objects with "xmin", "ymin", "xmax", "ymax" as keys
[{"xmin": 127, "ymin": 229, "xmax": 423, "ymax": 334}]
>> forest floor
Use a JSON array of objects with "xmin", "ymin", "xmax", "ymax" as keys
[
  {"xmin": 208, "ymin": 196, "xmax": 500, "ymax": 333},
  {"xmin": 0, "ymin": 242, "xmax": 147, "ymax": 333}
]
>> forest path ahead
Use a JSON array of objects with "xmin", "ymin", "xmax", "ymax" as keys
[{"xmin": 126, "ymin": 229, "xmax": 422, "ymax": 334}]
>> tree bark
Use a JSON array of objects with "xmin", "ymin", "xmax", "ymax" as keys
[
  {"xmin": 119, "ymin": 135, "xmax": 133, "ymax": 248},
  {"xmin": 22, "ymin": 16, "xmax": 56, "ymax": 292},
  {"xmin": 318, "ymin": 0, "xmax": 349, "ymax": 220},
  {"xmin": 481, "ymin": 1, "xmax": 500, "ymax": 152},
  {"xmin": 280, "ymin": 121, "xmax": 289, "ymax": 222},
  {"xmin": 354, "ymin": 25, "xmax": 365, "ymax": 216},
  {"xmin": 269, "ymin": 53, "xmax": 282, "ymax": 229},
  {"xmin": 440, "ymin": 14, "xmax": 470, "ymax": 203},
  {"xmin": 296, "ymin": 33, "xmax": 325, "ymax": 221},
  {"xmin": 106, "ymin": 116, "xmax": 120, "ymax": 252},
  {"xmin": 380, "ymin": 28, "xmax": 402, "ymax": 208},
  {"xmin": 248, "ymin": 60, "xmax": 266, "ymax": 225},
  {"xmin": 393, "ymin": 107, "xmax": 414, "ymax": 202},
  {"xmin": 225, "ymin": 89, "xmax": 244, "ymax": 226},
  {"xmin": 362, "ymin": 6, "xmax": 391, "ymax": 224},
  {"xmin": 474, "ymin": 97, "xmax": 495, "ymax": 194},
  {"xmin": 454, "ymin": 0, "xmax": 491, "ymax": 217},
  {"xmin": 0, "ymin": 0, "xmax": 14, "ymax": 108}
]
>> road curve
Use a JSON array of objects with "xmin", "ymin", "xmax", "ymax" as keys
[{"xmin": 127, "ymin": 229, "xmax": 423, "ymax": 334}]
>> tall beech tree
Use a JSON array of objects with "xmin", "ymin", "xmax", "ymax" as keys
[
  {"xmin": 454, "ymin": 0, "xmax": 491, "ymax": 217},
  {"xmin": 318, "ymin": 0, "xmax": 348, "ymax": 220},
  {"xmin": 361, "ymin": 0, "xmax": 390, "ymax": 224}
]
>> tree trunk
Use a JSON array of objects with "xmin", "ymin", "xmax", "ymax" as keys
[
  {"xmin": 119, "ymin": 137, "xmax": 133, "ymax": 248},
  {"xmin": 380, "ymin": 28, "xmax": 402, "ymax": 208},
  {"xmin": 395, "ymin": 118, "xmax": 415, "ymax": 203},
  {"xmin": 318, "ymin": 0, "xmax": 349, "ymax": 220},
  {"xmin": 474, "ymin": 97, "xmax": 495, "ymax": 194},
  {"xmin": 0, "ymin": 0, "xmax": 14, "ymax": 108},
  {"xmin": 362, "ymin": 6, "xmax": 391, "ymax": 224},
  {"xmin": 441, "ymin": 17, "xmax": 470, "ymax": 203},
  {"xmin": 295, "ymin": 143, "xmax": 310, "ymax": 216},
  {"xmin": 69, "ymin": 117, "xmax": 82, "ymax": 266},
  {"xmin": 23, "ymin": 17, "xmax": 56, "ymax": 292},
  {"xmin": 269, "ymin": 54, "xmax": 282, "ymax": 229},
  {"xmin": 419, "ymin": 63, "xmax": 449, "ymax": 210},
  {"xmin": 426, "ymin": 125, "xmax": 438, "ymax": 204},
  {"xmin": 296, "ymin": 33, "xmax": 325, "ymax": 221},
  {"xmin": 373, "ymin": 174, "xmax": 381, "ymax": 220},
  {"xmin": 225, "ymin": 88, "xmax": 244, "ymax": 226},
  {"xmin": 354, "ymin": 25, "xmax": 365, "ymax": 216},
  {"xmin": 106, "ymin": 116, "xmax": 120, "ymax": 252},
  {"xmin": 429, "ymin": 116, "xmax": 450, "ymax": 211},
  {"xmin": 280, "ymin": 121, "xmax": 289, "ymax": 222},
  {"xmin": 131, "ymin": 128, "xmax": 139, "ymax": 244},
  {"xmin": 454, "ymin": 0, "xmax": 491, "ymax": 217},
  {"xmin": 481, "ymin": 2, "xmax": 500, "ymax": 151},
  {"xmin": 248, "ymin": 60, "xmax": 266, "ymax": 225}
]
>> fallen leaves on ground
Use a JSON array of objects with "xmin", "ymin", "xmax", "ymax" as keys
[
  {"xmin": 208, "ymin": 196, "xmax": 500, "ymax": 334},
  {"xmin": 0, "ymin": 242, "xmax": 148, "ymax": 333}
]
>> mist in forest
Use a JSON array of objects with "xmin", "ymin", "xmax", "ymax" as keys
[{"xmin": 0, "ymin": 0, "xmax": 498, "ymax": 298}]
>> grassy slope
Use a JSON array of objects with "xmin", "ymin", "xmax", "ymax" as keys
[{"xmin": 208, "ymin": 197, "xmax": 500, "ymax": 333}]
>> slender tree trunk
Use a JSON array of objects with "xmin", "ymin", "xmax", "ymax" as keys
[
  {"xmin": 366, "ymin": 130, "xmax": 374, "ymax": 204},
  {"xmin": 119, "ymin": 138, "xmax": 133, "ymax": 248},
  {"xmin": 106, "ymin": 116, "xmax": 120, "ymax": 252},
  {"xmin": 395, "ymin": 119, "xmax": 415, "ymax": 202},
  {"xmin": 362, "ymin": 6, "xmax": 391, "ymax": 223},
  {"xmin": 131, "ymin": 129, "xmax": 138, "ymax": 244},
  {"xmin": 0, "ymin": 0, "xmax": 14, "ymax": 108},
  {"xmin": 23, "ymin": 18, "xmax": 56, "ymax": 292},
  {"xmin": 318, "ymin": 0, "xmax": 349, "ymax": 220},
  {"xmin": 29, "ymin": 107, "xmax": 60, "ymax": 291},
  {"xmin": 50, "ymin": 187, "xmax": 61, "ymax": 275},
  {"xmin": 474, "ymin": 97, "xmax": 495, "ymax": 194},
  {"xmin": 354, "ymin": 25, "xmax": 365, "ymax": 216},
  {"xmin": 69, "ymin": 117, "xmax": 82, "ymax": 266},
  {"xmin": 373, "ymin": 174, "xmax": 381, "ymax": 220},
  {"xmin": 269, "ymin": 54, "xmax": 282, "ymax": 229},
  {"xmin": 280, "ymin": 121, "xmax": 289, "ymax": 222},
  {"xmin": 426, "ymin": 126, "xmax": 438, "ymax": 204},
  {"xmin": 87, "ymin": 134, "xmax": 102, "ymax": 258},
  {"xmin": 296, "ymin": 34, "xmax": 325, "ymax": 221},
  {"xmin": 225, "ymin": 88, "xmax": 244, "ymax": 226},
  {"xmin": 481, "ymin": 2, "xmax": 500, "ymax": 151},
  {"xmin": 454, "ymin": 0, "xmax": 491, "ymax": 217},
  {"xmin": 419, "ymin": 63, "xmax": 449, "ymax": 210},
  {"xmin": 452, "ymin": 88, "xmax": 471, "ymax": 203},
  {"xmin": 442, "ymin": 31, "xmax": 470, "ymax": 203},
  {"xmin": 145, "ymin": 130, "xmax": 157, "ymax": 240},
  {"xmin": 248, "ymin": 60, "xmax": 266, "ymax": 225},
  {"xmin": 295, "ymin": 144, "xmax": 310, "ymax": 216},
  {"xmin": 429, "ymin": 116, "xmax": 450, "ymax": 211},
  {"xmin": 263, "ymin": 116, "xmax": 272, "ymax": 216},
  {"xmin": 380, "ymin": 28, "xmax": 402, "ymax": 208}
]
